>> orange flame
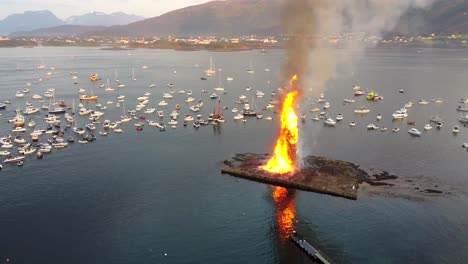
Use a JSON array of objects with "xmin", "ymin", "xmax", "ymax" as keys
[{"xmin": 260, "ymin": 75, "xmax": 299, "ymax": 174}]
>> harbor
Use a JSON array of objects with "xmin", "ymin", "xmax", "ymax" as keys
[{"xmin": 0, "ymin": 47, "xmax": 467, "ymax": 263}]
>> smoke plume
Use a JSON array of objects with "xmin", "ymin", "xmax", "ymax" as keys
[{"xmin": 282, "ymin": 0, "xmax": 434, "ymax": 96}]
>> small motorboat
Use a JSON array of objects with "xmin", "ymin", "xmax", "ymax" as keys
[
  {"xmin": 349, "ymin": 121, "xmax": 356, "ymax": 127},
  {"xmin": 424, "ymin": 124, "xmax": 433, "ymax": 130},
  {"xmin": 408, "ymin": 128, "xmax": 422, "ymax": 136},
  {"xmin": 392, "ymin": 127, "xmax": 400, "ymax": 133},
  {"xmin": 376, "ymin": 114, "xmax": 382, "ymax": 121},
  {"xmin": 324, "ymin": 118, "xmax": 336, "ymax": 126},
  {"xmin": 336, "ymin": 113, "xmax": 343, "ymax": 121},
  {"xmin": 407, "ymin": 121, "xmax": 416, "ymax": 125},
  {"xmin": 453, "ymin": 126, "xmax": 460, "ymax": 134},
  {"xmin": 367, "ymin": 123, "xmax": 379, "ymax": 130},
  {"xmin": 3, "ymin": 155, "xmax": 26, "ymax": 163}
]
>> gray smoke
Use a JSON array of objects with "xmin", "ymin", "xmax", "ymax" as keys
[{"xmin": 282, "ymin": 0, "xmax": 434, "ymax": 96}]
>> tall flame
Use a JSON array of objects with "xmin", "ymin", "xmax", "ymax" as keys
[{"xmin": 260, "ymin": 75, "xmax": 299, "ymax": 174}]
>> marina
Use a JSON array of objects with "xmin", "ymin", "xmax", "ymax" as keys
[{"xmin": 0, "ymin": 47, "xmax": 468, "ymax": 263}]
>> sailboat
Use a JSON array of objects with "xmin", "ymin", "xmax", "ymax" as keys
[
  {"xmin": 105, "ymin": 78, "xmax": 115, "ymax": 91},
  {"xmin": 205, "ymin": 56, "xmax": 216, "ymax": 76},
  {"xmin": 214, "ymin": 72, "xmax": 224, "ymax": 92},
  {"xmin": 120, "ymin": 101, "xmax": 131, "ymax": 123},
  {"xmin": 80, "ymin": 81, "xmax": 99, "ymax": 101},
  {"xmin": 132, "ymin": 65, "xmax": 136, "ymax": 81},
  {"xmin": 72, "ymin": 100, "xmax": 85, "ymax": 135},
  {"xmin": 246, "ymin": 58, "xmax": 254, "ymax": 74},
  {"xmin": 48, "ymin": 90, "xmax": 66, "ymax": 114},
  {"xmin": 211, "ymin": 100, "xmax": 224, "ymax": 123}
]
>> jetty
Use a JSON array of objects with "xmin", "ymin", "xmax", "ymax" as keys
[{"xmin": 290, "ymin": 231, "xmax": 333, "ymax": 264}]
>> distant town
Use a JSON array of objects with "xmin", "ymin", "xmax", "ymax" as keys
[{"xmin": 1, "ymin": 34, "xmax": 467, "ymax": 50}]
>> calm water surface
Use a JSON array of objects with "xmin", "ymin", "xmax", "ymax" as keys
[{"xmin": 0, "ymin": 47, "xmax": 467, "ymax": 263}]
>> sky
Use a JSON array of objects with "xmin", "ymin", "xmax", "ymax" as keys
[{"xmin": 0, "ymin": 0, "xmax": 213, "ymax": 20}]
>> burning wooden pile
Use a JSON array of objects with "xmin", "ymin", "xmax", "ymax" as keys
[{"xmin": 222, "ymin": 153, "xmax": 367, "ymax": 200}]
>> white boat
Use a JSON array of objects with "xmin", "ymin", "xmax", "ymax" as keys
[
  {"xmin": 0, "ymin": 150, "xmax": 10, "ymax": 156},
  {"xmin": 12, "ymin": 127, "xmax": 26, "ymax": 132},
  {"xmin": 352, "ymin": 85, "xmax": 361, "ymax": 90},
  {"xmin": 3, "ymin": 156, "xmax": 25, "ymax": 163},
  {"xmin": 32, "ymin": 94, "xmax": 43, "ymax": 100},
  {"xmin": 408, "ymin": 128, "xmax": 422, "ymax": 136},
  {"xmin": 367, "ymin": 123, "xmax": 379, "ymax": 130},
  {"xmin": 381, "ymin": 127, "xmax": 388, "ymax": 132},
  {"xmin": 264, "ymin": 116, "xmax": 273, "ymax": 121},
  {"xmin": 184, "ymin": 114, "xmax": 194, "ymax": 122},
  {"xmin": 113, "ymin": 128, "xmax": 123, "ymax": 133},
  {"xmin": 349, "ymin": 121, "xmax": 356, "ymax": 127},
  {"xmin": 418, "ymin": 100, "xmax": 429, "ymax": 105},
  {"xmin": 246, "ymin": 59, "xmax": 254, "ymax": 74},
  {"xmin": 23, "ymin": 107, "xmax": 40, "ymax": 115},
  {"xmin": 16, "ymin": 92, "xmax": 25, "ymax": 98},
  {"xmin": 424, "ymin": 124, "xmax": 433, "ymax": 130},
  {"xmin": 162, "ymin": 93, "xmax": 173, "ymax": 99},
  {"xmin": 189, "ymin": 106, "xmax": 200, "ymax": 112},
  {"xmin": 344, "ymin": 98, "xmax": 355, "ymax": 103},
  {"xmin": 157, "ymin": 111, "xmax": 164, "ymax": 118},
  {"xmin": 231, "ymin": 108, "xmax": 239, "ymax": 113},
  {"xmin": 354, "ymin": 106, "xmax": 370, "ymax": 114},
  {"xmin": 144, "ymin": 108, "xmax": 156, "ymax": 114},
  {"xmin": 185, "ymin": 97, "xmax": 195, "ymax": 103},
  {"xmin": 405, "ymin": 102, "xmax": 414, "ymax": 108},
  {"xmin": 392, "ymin": 109, "xmax": 408, "ymax": 119},
  {"xmin": 148, "ymin": 84, "xmax": 156, "ymax": 88},
  {"xmin": 233, "ymin": 113, "xmax": 244, "ymax": 120},
  {"xmin": 28, "ymin": 120, "xmax": 36, "ymax": 127},
  {"xmin": 210, "ymin": 93, "xmax": 218, "ymax": 99},
  {"xmin": 457, "ymin": 106, "xmax": 468, "ymax": 112},
  {"xmin": 205, "ymin": 56, "xmax": 216, "ymax": 76},
  {"xmin": 392, "ymin": 128, "xmax": 400, "ymax": 133},
  {"xmin": 226, "ymin": 77, "xmax": 234, "ymax": 81},
  {"xmin": 158, "ymin": 101, "xmax": 168, "ymax": 106},
  {"xmin": 453, "ymin": 126, "xmax": 460, "ymax": 134},
  {"xmin": 73, "ymin": 127, "xmax": 85, "ymax": 135},
  {"xmin": 168, "ymin": 120, "xmax": 178, "ymax": 126},
  {"xmin": 376, "ymin": 114, "xmax": 382, "ymax": 121},
  {"xmin": 324, "ymin": 118, "xmax": 336, "ymax": 126},
  {"xmin": 256, "ymin": 90, "xmax": 265, "ymax": 98},
  {"xmin": 336, "ymin": 114, "xmax": 343, "ymax": 121}
]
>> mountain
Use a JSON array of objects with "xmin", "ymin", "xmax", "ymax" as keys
[
  {"xmin": 10, "ymin": 25, "xmax": 107, "ymax": 37},
  {"xmin": 86, "ymin": 0, "xmax": 468, "ymax": 37},
  {"xmin": 88, "ymin": 0, "xmax": 282, "ymax": 37},
  {"xmin": 0, "ymin": 10, "xmax": 64, "ymax": 35},
  {"xmin": 65, "ymin": 12, "xmax": 144, "ymax": 27}
]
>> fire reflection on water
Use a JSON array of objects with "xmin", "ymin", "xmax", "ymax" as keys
[{"xmin": 272, "ymin": 186, "xmax": 296, "ymax": 241}]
